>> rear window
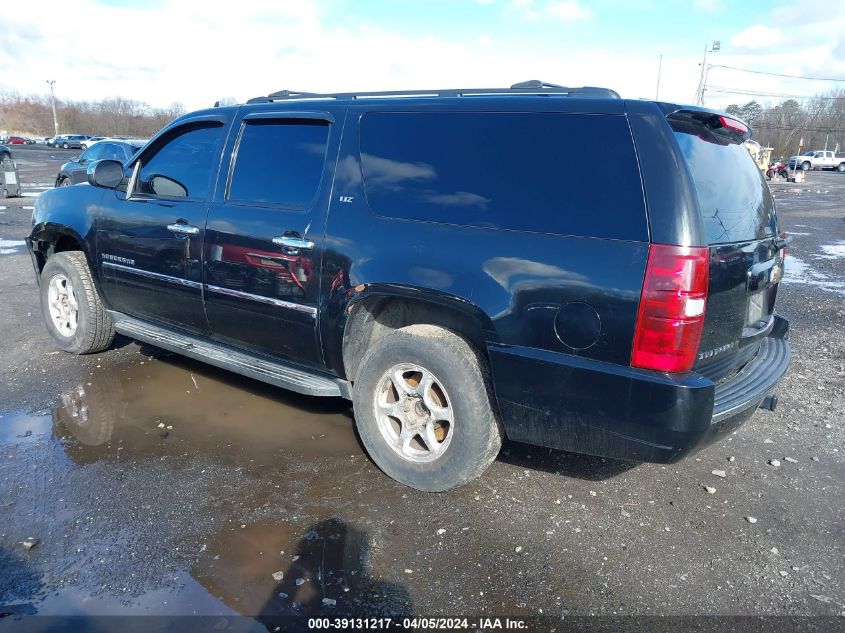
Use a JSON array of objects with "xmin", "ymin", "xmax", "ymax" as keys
[
  {"xmin": 671, "ymin": 120, "xmax": 776, "ymax": 245},
  {"xmin": 360, "ymin": 112, "xmax": 647, "ymax": 240}
]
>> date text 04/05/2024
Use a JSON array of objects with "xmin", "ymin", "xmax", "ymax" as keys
[{"xmin": 306, "ymin": 617, "xmax": 528, "ymax": 629}]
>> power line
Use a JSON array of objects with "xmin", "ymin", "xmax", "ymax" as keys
[
  {"xmin": 707, "ymin": 86, "xmax": 845, "ymax": 101},
  {"xmin": 709, "ymin": 64, "xmax": 845, "ymax": 82}
]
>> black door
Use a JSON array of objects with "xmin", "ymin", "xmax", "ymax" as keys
[
  {"xmin": 203, "ymin": 111, "xmax": 338, "ymax": 367},
  {"xmin": 96, "ymin": 116, "xmax": 228, "ymax": 333}
]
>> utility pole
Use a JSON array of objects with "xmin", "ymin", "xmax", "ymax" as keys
[
  {"xmin": 694, "ymin": 40, "xmax": 720, "ymax": 106},
  {"xmin": 46, "ymin": 80, "xmax": 59, "ymax": 137},
  {"xmin": 655, "ymin": 54, "xmax": 663, "ymax": 100}
]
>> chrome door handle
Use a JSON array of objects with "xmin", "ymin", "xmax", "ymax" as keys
[
  {"xmin": 272, "ymin": 236, "xmax": 314, "ymax": 250},
  {"xmin": 167, "ymin": 223, "xmax": 200, "ymax": 235}
]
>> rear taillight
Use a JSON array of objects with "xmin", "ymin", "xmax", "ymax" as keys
[{"xmin": 631, "ymin": 244, "xmax": 710, "ymax": 373}]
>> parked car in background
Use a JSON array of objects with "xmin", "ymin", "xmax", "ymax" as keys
[
  {"xmin": 0, "ymin": 145, "xmax": 11, "ymax": 162},
  {"xmin": 788, "ymin": 150, "xmax": 845, "ymax": 172},
  {"xmin": 56, "ymin": 135, "xmax": 92, "ymax": 150},
  {"xmin": 55, "ymin": 140, "xmax": 145, "ymax": 186},
  {"xmin": 6, "ymin": 136, "xmax": 33, "ymax": 145},
  {"xmin": 81, "ymin": 136, "xmax": 107, "ymax": 150}
]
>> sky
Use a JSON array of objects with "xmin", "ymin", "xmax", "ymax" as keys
[{"xmin": 1, "ymin": 0, "xmax": 843, "ymax": 112}]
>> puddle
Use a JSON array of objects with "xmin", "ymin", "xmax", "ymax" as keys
[
  {"xmin": 45, "ymin": 354, "xmax": 361, "ymax": 464},
  {"xmin": 191, "ymin": 518, "xmax": 407, "ymax": 616},
  {"xmin": 783, "ymin": 255, "xmax": 845, "ymax": 296},
  {"xmin": 0, "ymin": 238, "xmax": 26, "ymax": 255},
  {"xmin": 0, "ymin": 354, "xmax": 417, "ymax": 618},
  {"xmin": 0, "ymin": 411, "xmax": 52, "ymax": 444}
]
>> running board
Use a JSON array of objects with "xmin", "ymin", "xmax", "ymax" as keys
[{"xmin": 110, "ymin": 313, "xmax": 351, "ymax": 399}]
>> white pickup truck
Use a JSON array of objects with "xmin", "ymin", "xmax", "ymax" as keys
[{"xmin": 788, "ymin": 150, "xmax": 845, "ymax": 172}]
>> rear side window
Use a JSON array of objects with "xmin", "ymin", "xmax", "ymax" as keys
[
  {"xmin": 360, "ymin": 112, "xmax": 647, "ymax": 240},
  {"xmin": 671, "ymin": 119, "xmax": 776, "ymax": 245},
  {"xmin": 97, "ymin": 143, "xmax": 124, "ymax": 161},
  {"xmin": 228, "ymin": 119, "xmax": 329, "ymax": 208}
]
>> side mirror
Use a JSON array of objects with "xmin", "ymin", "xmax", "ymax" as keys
[{"xmin": 87, "ymin": 159, "xmax": 125, "ymax": 189}]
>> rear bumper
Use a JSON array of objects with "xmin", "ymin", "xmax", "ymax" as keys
[{"xmin": 488, "ymin": 317, "xmax": 790, "ymax": 463}]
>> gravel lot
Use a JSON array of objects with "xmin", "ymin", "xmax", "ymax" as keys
[{"xmin": 1, "ymin": 145, "xmax": 843, "ymax": 628}]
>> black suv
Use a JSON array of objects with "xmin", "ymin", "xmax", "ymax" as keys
[{"xmin": 26, "ymin": 82, "xmax": 790, "ymax": 491}]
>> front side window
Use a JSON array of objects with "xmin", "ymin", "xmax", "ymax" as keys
[
  {"xmin": 138, "ymin": 123, "xmax": 223, "ymax": 199},
  {"xmin": 227, "ymin": 119, "xmax": 329, "ymax": 208}
]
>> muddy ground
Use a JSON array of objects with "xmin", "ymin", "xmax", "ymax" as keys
[{"xmin": 1, "ymin": 145, "xmax": 843, "ymax": 627}]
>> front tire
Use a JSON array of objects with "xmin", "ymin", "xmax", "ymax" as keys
[
  {"xmin": 40, "ymin": 251, "xmax": 115, "ymax": 354},
  {"xmin": 801, "ymin": 161, "xmax": 811, "ymax": 171},
  {"xmin": 62, "ymin": 142, "xmax": 70, "ymax": 149},
  {"xmin": 352, "ymin": 325, "xmax": 503, "ymax": 492},
  {"xmin": 60, "ymin": 177, "xmax": 71, "ymax": 187}
]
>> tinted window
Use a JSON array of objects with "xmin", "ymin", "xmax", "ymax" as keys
[
  {"xmin": 671, "ymin": 124, "xmax": 776, "ymax": 245},
  {"xmin": 228, "ymin": 119, "xmax": 329, "ymax": 207},
  {"xmin": 80, "ymin": 145, "xmax": 102, "ymax": 161},
  {"xmin": 97, "ymin": 143, "xmax": 125, "ymax": 161},
  {"xmin": 359, "ymin": 112, "xmax": 647, "ymax": 240},
  {"xmin": 140, "ymin": 124, "xmax": 223, "ymax": 199}
]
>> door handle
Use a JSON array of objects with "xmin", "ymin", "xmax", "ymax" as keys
[
  {"xmin": 272, "ymin": 236, "xmax": 314, "ymax": 250},
  {"xmin": 167, "ymin": 223, "xmax": 200, "ymax": 235}
]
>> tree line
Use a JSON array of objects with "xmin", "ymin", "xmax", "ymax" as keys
[
  {"xmin": 725, "ymin": 88, "xmax": 845, "ymax": 159},
  {"xmin": 0, "ymin": 92, "xmax": 186, "ymax": 139}
]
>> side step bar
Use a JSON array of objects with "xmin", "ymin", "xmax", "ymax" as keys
[{"xmin": 110, "ymin": 313, "xmax": 351, "ymax": 399}]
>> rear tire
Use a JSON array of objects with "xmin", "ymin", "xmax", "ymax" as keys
[
  {"xmin": 63, "ymin": 142, "xmax": 69, "ymax": 149},
  {"xmin": 40, "ymin": 251, "xmax": 115, "ymax": 354},
  {"xmin": 352, "ymin": 325, "xmax": 502, "ymax": 492},
  {"xmin": 837, "ymin": 163, "xmax": 845, "ymax": 173}
]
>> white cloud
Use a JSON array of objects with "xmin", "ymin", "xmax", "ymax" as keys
[
  {"xmin": 0, "ymin": 0, "xmax": 841, "ymax": 118},
  {"xmin": 730, "ymin": 25, "xmax": 783, "ymax": 50},
  {"xmin": 545, "ymin": 1, "xmax": 592, "ymax": 20}
]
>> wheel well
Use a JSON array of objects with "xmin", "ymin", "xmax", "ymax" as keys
[
  {"xmin": 33, "ymin": 234, "xmax": 83, "ymax": 273},
  {"xmin": 342, "ymin": 296, "xmax": 490, "ymax": 383}
]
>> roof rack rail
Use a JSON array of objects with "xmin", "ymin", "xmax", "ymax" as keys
[{"xmin": 245, "ymin": 81, "xmax": 620, "ymax": 104}]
